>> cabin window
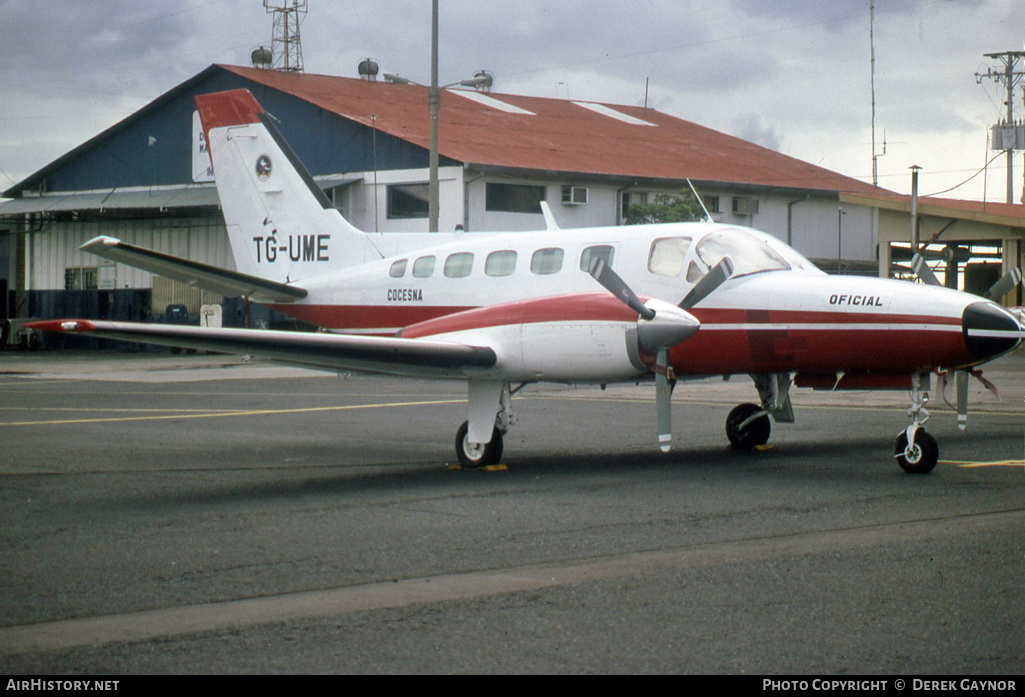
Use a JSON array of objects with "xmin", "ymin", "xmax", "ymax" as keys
[
  {"xmin": 486, "ymin": 183, "xmax": 546, "ymax": 214},
  {"xmin": 647, "ymin": 237, "xmax": 692, "ymax": 277},
  {"xmin": 412, "ymin": 256, "xmax": 436, "ymax": 278},
  {"xmin": 389, "ymin": 259, "xmax": 407, "ymax": 278},
  {"xmin": 695, "ymin": 229, "xmax": 790, "ymax": 277},
  {"xmin": 580, "ymin": 245, "xmax": 614, "ymax": 272},
  {"xmin": 530, "ymin": 247, "xmax": 564, "ymax": 275},
  {"xmin": 485, "ymin": 250, "xmax": 517, "ymax": 277},
  {"xmin": 387, "ymin": 184, "xmax": 429, "ymax": 219},
  {"xmin": 444, "ymin": 252, "xmax": 474, "ymax": 278}
]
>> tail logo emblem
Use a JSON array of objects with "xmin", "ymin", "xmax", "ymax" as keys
[{"xmin": 255, "ymin": 155, "xmax": 273, "ymax": 181}]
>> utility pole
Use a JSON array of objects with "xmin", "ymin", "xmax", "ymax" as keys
[
  {"xmin": 870, "ymin": 1, "xmax": 879, "ymax": 187},
  {"xmin": 429, "ymin": 0, "xmax": 440, "ymax": 232},
  {"xmin": 976, "ymin": 51, "xmax": 1024, "ymax": 204}
]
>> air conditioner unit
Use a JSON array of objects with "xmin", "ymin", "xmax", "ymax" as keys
[
  {"xmin": 732, "ymin": 197, "xmax": 759, "ymax": 215},
  {"xmin": 562, "ymin": 185, "xmax": 589, "ymax": 205}
]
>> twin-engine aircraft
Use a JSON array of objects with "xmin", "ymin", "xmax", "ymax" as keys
[{"xmin": 31, "ymin": 89, "xmax": 1024, "ymax": 473}]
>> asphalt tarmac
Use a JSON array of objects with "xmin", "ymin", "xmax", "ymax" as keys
[{"xmin": 1, "ymin": 350, "xmax": 1023, "ymax": 674}]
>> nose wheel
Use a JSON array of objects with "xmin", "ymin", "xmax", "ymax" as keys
[
  {"xmin": 894, "ymin": 372, "xmax": 938, "ymax": 474},
  {"xmin": 894, "ymin": 428, "xmax": 938, "ymax": 474}
]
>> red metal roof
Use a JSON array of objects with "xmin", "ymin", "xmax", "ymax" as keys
[
  {"xmin": 222, "ymin": 65, "xmax": 883, "ymax": 195},
  {"xmin": 841, "ymin": 191, "xmax": 1025, "ymax": 227}
]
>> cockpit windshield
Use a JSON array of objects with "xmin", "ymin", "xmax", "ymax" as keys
[{"xmin": 695, "ymin": 228, "xmax": 791, "ymax": 277}]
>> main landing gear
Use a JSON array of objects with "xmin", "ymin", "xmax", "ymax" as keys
[
  {"xmin": 456, "ymin": 421, "xmax": 503, "ymax": 469},
  {"xmin": 455, "ymin": 381, "xmax": 519, "ymax": 469},
  {"xmin": 894, "ymin": 372, "xmax": 938, "ymax": 474},
  {"xmin": 725, "ymin": 403, "xmax": 771, "ymax": 449},
  {"xmin": 725, "ymin": 373, "xmax": 794, "ymax": 450}
]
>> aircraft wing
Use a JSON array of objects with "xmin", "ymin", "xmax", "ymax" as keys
[
  {"xmin": 28, "ymin": 320, "xmax": 497, "ymax": 378},
  {"xmin": 81, "ymin": 236, "xmax": 308, "ymax": 303}
]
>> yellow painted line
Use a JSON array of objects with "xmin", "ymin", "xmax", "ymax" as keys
[
  {"xmin": 944, "ymin": 460, "xmax": 1025, "ymax": 468},
  {"xmin": 0, "ymin": 398, "xmax": 464, "ymax": 427},
  {"xmin": 0, "ymin": 407, "xmax": 239, "ymax": 413}
]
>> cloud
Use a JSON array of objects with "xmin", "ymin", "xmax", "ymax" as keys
[
  {"xmin": 731, "ymin": 114, "xmax": 783, "ymax": 151},
  {"xmin": 1, "ymin": 0, "xmax": 1021, "ymax": 200}
]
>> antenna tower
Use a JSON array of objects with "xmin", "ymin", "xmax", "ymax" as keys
[{"xmin": 264, "ymin": 0, "xmax": 307, "ymax": 73}]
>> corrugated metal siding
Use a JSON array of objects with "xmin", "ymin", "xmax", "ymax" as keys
[
  {"xmin": 152, "ymin": 276, "xmax": 222, "ymax": 314},
  {"xmin": 29, "ymin": 215, "xmax": 233, "ymax": 291}
]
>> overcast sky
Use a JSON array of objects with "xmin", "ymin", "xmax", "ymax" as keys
[{"xmin": 2, "ymin": 0, "xmax": 1022, "ymax": 202}]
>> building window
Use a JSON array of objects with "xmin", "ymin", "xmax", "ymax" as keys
[
  {"xmin": 412, "ymin": 256, "xmax": 436, "ymax": 278},
  {"xmin": 622, "ymin": 192, "xmax": 647, "ymax": 221},
  {"xmin": 486, "ymin": 183, "xmax": 546, "ymax": 214},
  {"xmin": 388, "ymin": 184, "xmax": 429, "ymax": 219},
  {"xmin": 485, "ymin": 250, "xmax": 517, "ymax": 277},
  {"xmin": 65, "ymin": 267, "xmax": 98, "ymax": 290},
  {"xmin": 444, "ymin": 252, "xmax": 474, "ymax": 278},
  {"xmin": 530, "ymin": 248, "xmax": 564, "ymax": 275},
  {"xmin": 580, "ymin": 245, "xmax": 615, "ymax": 272}
]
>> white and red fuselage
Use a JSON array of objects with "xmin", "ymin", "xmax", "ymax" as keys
[{"xmin": 254, "ymin": 222, "xmax": 1018, "ymax": 385}]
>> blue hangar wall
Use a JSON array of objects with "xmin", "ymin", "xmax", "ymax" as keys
[{"xmin": 19, "ymin": 65, "xmax": 446, "ymax": 195}]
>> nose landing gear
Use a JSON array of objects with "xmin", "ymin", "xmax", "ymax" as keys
[{"xmin": 894, "ymin": 372, "xmax": 938, "ymax": 474}]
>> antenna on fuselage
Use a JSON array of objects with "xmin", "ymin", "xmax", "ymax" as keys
[{"xmin": 686, "ymin": 179, "xmax": 714, "ymax": 224}]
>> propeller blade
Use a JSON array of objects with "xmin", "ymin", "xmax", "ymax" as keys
[
  {"xmin": 680, "ymin": 257, "xmax": 734, "ymax": 310},
  {"xmin": 655, "ymin": 348, "xmax": 675, "ymax": 453},
  {"xmin": 955, "ymin": 369, "xmax": 969, "ymax": 432},
  {"xmin": 983, "ymin": 267, "xmax": 1023, "ymax": 301},
  {"xmin": 910, "ymin": 253, "xmax": 942, "ymax": 287},
  {"xmin": 588, "ymin": 258, "xmax": 655, "ymax": 320}
]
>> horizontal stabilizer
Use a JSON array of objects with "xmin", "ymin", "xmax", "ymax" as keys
[
  {"xmin": 28, "ymin": 320, "xmax": 497, "ymax": 379},
  {"xmin": 81, "ymin": 236, "xmax": 307, "ymax": 302}
]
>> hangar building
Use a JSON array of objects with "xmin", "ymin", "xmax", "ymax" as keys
[{"xmin": 1, "ymin": 64, "xmax": 1022, "ymax": 345}]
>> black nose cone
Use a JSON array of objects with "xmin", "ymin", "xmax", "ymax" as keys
[{"xmin": 962, "ymin": 302, "xmax": 1023, "ymax": 362}]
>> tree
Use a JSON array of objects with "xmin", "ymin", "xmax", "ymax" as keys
[{"xmin": 624, "ymin": 189, "xmax": 704, "ymax": 225}]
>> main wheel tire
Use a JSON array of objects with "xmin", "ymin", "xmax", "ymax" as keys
[
  {"xmin": 894, "ymin": 429, "xmax": 938, "ymax": 474},
  {"xmin": 455, "ymin": 421, "xmax": 504, "ymax": 469},
  {"xmin": 726, "ymin": 403, "xmax": 771, "ymax": 450}
]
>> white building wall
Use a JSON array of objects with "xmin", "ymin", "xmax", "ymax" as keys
[{"xmin": 28, "ymin": 178, "xmax": 882, "ymax": 294}]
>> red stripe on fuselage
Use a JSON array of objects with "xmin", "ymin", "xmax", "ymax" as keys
[
  {"xmin": 400, "ymin": 294, "xmax": 638, "ymax": 339},
  {"xmin": 268, "ymin": 299, "xmax": 972, "ymax": 374}
]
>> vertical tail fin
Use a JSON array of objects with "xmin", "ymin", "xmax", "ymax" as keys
[{"xmin": 195, "ymin": 89, "xmax": 381, "ymax": 283}]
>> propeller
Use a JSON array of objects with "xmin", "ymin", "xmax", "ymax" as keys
[
  {"xmin": 983, "ymin": 266, "xmax": 1023, "ymax": 301},
  {"xmin": 589, "ymin": 256, "xmax": 733, "ymax": 452},
  {"xmin": 589, "ymin": 257, "xmax": 654, "ymax": 320},
  {"xmin": 909, "ymin": 252, "xmax": 1021, "ymax": 428},
  {"xmin": 680, "ymin": 257, "xmax": 735, "ymax": 310},
  {"xmin": 909, "ymin": 252, "xmax": 942, "ymax": 288},
  {"xmin": 940, "ymin": 368, "xmax": 1001, "ymax": 432}
]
